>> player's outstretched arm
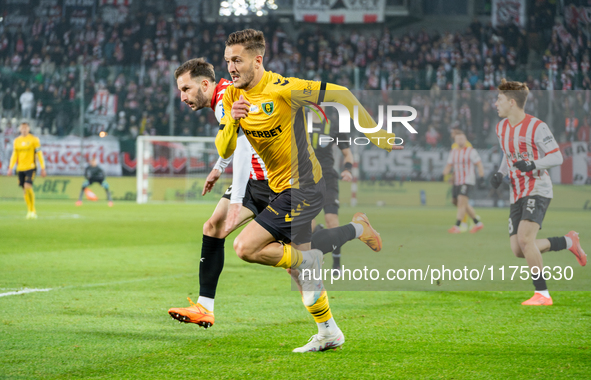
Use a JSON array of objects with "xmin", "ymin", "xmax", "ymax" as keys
[
  {"xmin": 323, "ymin": 83, "xmax": 397, "ymax": 152},
  {"xmin": 35, "ymin": 139, "xmax": 46, "ymax": 177},
  {"xmin": 7, "ymin": 147, "xmax": 16, "ymax": 176},
  {"xmin": 442, "ymin": 163, "xmax": 452, "ymax": 176},
  {"xmin": 202, "ymin": 168, "xmax": 222, "ymax": 196}
]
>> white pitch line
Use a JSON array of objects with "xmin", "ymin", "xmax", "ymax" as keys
[
  {"xmin": 0, "ymin": 273, "xmax": 196, "ymax": 298},
  {"xmin": 0, "ymin": 288, "xmax": 53, "ymax": 297}
]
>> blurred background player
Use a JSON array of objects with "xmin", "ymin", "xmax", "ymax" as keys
[
  {"xmin": 76, "ymin": 159, "xmax": 113, "ymax": 207},
  {"xmin": 309, "ymin": 107, "xmax": 354, "ymax": 270},
  {"xmin": 443, "ymin": 131, "xmax": 485, "ymax": 234},
  {"xmin": 448, "ymin": 127, "xmax": 474, "ymax": 232},
  {"xmin": 7, "ymin": 122, "xmax": 46, "ymax": 219},
  {"xmin": 491, "ymin": 79, "xmax": 587, "ymax": 306}
]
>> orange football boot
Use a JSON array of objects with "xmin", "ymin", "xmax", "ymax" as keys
[
  {"xmin": 168, "ymin": 298, "xmax": 214, "ymax": 328},
  {"xmin": 448, "ymin": 226, "xmax": 461, "ymax": 234},
  {"xmin": 566, "ymin": 231, "xmax": 586, "ymax": 266},
  {"xmin": 521, "ymin": 293, "xmax": 553, "ymax": 306},
  {"xmin": 352, "ymin": 212, "xmax": 382, "ymax": 252},
  {"xmin": 470, "ymin": 222, "xmax": 484, "ymax": 233}
]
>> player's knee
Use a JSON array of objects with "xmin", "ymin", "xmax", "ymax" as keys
[
  {"xmin": 233, "ymin": 238, "xmax": 255, "ymax": 262},
  {"xmin": 203, "ymin": 218, "xmax": 220, "ymax": 237},
  {"xmin": 511, "ymin": 244, "xmax": 524, "ymax": 258},
  {"xmin": 516, "ymin": 233, "xmax": 533, "ymax": 251}
]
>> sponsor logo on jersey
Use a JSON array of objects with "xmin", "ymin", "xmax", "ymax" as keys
[
  {"xmin": 543, "ymin": 135, "xmax": 554, "ymax": 145},
  {"xmin": 262, "ymin": 101, "xmax": 274, "ymax": 116},
  {"xmin": 266, "ymin": 205, "xmax": 279, "ymax": 215},
  {"xmin": 250, "ymin": 104, "xmax": 260, "ymax": 113},
  {"xmin": 507, "ymin": 152, "xmax": 529, "ymax": 161},
  {"xmin": 244, "ymin": 125, "xmax": 283, "ymax": 138}
]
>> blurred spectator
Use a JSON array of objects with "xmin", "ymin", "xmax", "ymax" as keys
[
  {"xmin": 578, "ymin": 117, "xmax": 590, "ymax": 142},
  {"xmin": 2, "ymin": 90, "xmax": 17, "ymax": 119},
  {"xmin": 19, "ymin": 88, "xmax": 35, "ymax": 119},
  {"xmin": 40, "ymin": 105, "xmax": 55, "ymax": 135},
  {"xmin": 565, "ymin": 111, "xmax": 578, "ymax": 142}
]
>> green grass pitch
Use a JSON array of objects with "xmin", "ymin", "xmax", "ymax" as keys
[{"xmin": 1, "ymin": 200, "xmax": 590, "ymax": 379}]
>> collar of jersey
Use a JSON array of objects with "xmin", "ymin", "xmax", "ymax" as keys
[
  {"xmin": 507, "ymin": 114, "xmax": 532, "ymax": 129},
  {"xmin": 242, "ymin": 71, "xmax": 272, "ymax": 95}
]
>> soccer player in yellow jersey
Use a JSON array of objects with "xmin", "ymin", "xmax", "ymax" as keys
[
  {"xmin": 216, "ymin": 29, "xmax": 400, "ymax": 352},
  {"xmin": 7, "ymin": 122, "xmax": 46, "ymax": 219}
]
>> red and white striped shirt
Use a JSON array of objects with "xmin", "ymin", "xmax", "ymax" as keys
[
  {"xmin": 495, "ymin": 114, "xmax": 560, "ymax": 204},
  {"xmin": 446, "ymin": 147, "xmax": 481, "ymax": 185},
  {"xmin": 212, "ymin": 78, "xmax": 268, "ymax": 181}
]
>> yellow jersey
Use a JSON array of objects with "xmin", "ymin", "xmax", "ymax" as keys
[
  {"xmin": 216, "ymin": 71, "xmax": 395, "ymax": 193},
  {"xmin": 451, "ymin": 141, "xmax": 472, "ymax": 149},
  {"xmin": 9, "ymin": 134, "xmax": 45, "ymax": 172}
]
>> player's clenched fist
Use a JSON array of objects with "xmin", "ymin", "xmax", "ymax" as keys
[{"xmin": 231, "ymin": 95, "xmax": 250, "ymax": 120}]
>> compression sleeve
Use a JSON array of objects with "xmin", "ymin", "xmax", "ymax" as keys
[
  {"xmin": 213, "ymin": 156, "xmax": 233, "ymax": 173},
  {"xmin": 498, "ymin": 157, "xmax": 509, "ymax": 176},
  {"xmin": 533, "ymin": 123, "xmax": 563, "ymax": 170},
  {"xmin": 229, "ymin": 134, "xmax": 252, "ymax": 205},
  {"xmin": 534, "ymin": 151, "xmax": 563, "ymax": 171}
]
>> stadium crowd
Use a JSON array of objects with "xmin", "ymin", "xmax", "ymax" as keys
[{"xmin": 0, "ymin": 7, "xmax": 589, "ymax": 148}]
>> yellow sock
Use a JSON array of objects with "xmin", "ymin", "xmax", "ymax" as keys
[
  {"xmin": 305, "ymin": 290, "xmax": 332, "ymax": 323},
  {"xmin": 24, "ymin": 191, "xmax": 32, "ymax": 212},
  {"xmin": 27, "ymin": 188, "xmax": 36, "ymax": 213},
  {"xmin": 274, "ymin": 244, "xmax": 303, "ymax": 269},
  {"xmin": 462, "ymin": 214, "xmax": 468, "ymax": 223}
]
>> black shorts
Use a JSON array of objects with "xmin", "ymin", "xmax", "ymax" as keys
[
  {"xmin": 323, "ymin": 177, "xmax": 340, "ymax": 215},
  {"xmin": 508, "ymin": 195, "xmax": 551, "ymax": 236},
  {"xmin": 452, "ymin": 184, "xmax": 473, "ymax": 199},
  {"xmin": 255, "ymin": 178, "xmax": 326, "ymax": 245},
  {"xmin": 18, "ymin": 169, "xmax": 36, "ymax": 187},
  {"xmin": 222, "ymin": 179, "xmax": 271, "ymax": 216}
]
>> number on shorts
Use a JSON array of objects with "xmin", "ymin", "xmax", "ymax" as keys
[{"xmin": 508, "ymin": 217, "xmax": 514, "ymax": 234}]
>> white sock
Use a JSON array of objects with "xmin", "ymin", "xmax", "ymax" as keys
[
  {"xmin": 565, "ymin": 236, "xmax": 573, "ymax": 250},
  {"xmin": 535, "ymin": 290, "xmax": 550, "ymax": 298},
  {"xmin": 350, "ymin": 222, "xmax": 364, "ymax": 238},
  {"xmin": 317, "ymin": 317, "xmax": 338, "ymax": 336},
  {"xmin": 197, "ymin": 296, "xmax": 215, "ymax": 311}
]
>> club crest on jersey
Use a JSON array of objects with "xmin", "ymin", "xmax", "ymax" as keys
[{"xmin": 262, "ymin": 101, "xmax": 274, "ymax": 116}]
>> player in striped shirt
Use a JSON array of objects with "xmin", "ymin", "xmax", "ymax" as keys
[
  {"xmin": 168, "ymin": 58, "xmax": 272, "ymax": 328},
  {"xmin": 442, "ymin": 130, "xmax": 485, "ymax": 234},
  {"xmin": 491, "ymin": 79, "xmax": 587, "ymax": 306}
]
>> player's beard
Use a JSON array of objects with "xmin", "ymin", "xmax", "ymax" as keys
[
  {"xmin": 233, "ymin": 62, "xmax": 255, "ymax": 89},
  {"xmin": 191, "ymin": 88, "xmax": 209, "ymax": 110}
]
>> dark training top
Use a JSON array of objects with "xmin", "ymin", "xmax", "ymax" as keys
[
  {"xmin": 309, "ymin": 120, "xmax": 350, "ymax": 179},
  {"xmin": 85, "ymin": 165, "xmax": 105, "ymax": 182}
]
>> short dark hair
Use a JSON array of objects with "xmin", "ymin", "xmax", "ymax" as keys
[
  {"xmin": 174, "ymin": 58, "xmax": 215, "ymax": 82},
  {"xmin": 226, "ymin": 29, "xmax": 265, "ymax": 56},
  {"xmin": 498, "ymin": 79, "xmax": 529, "ymax": 109}
]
